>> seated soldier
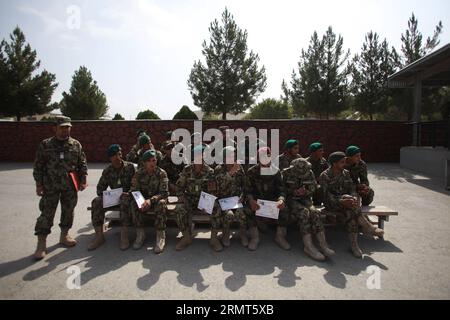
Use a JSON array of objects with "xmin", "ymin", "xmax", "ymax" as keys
[
  {"xmin": 320, "ymin": 152, "xmax": 370, "ymax": 258},
  {"xmin": 344, "ymin": 145, "xmax": 383, "ymax": 237},
  {"xmin": 175, "ymin": 145, "xmax": 217, "ymax": 251},
  {"xmin": 214, "ymin": 146, "xmax": 248, "ymax": 249},
  {"xmin": 277, "ymin": 139, "xmax": 302, "ymax": 171},
  {"xmin": 158, "ymin": 141, "xmax": 184, "ymax": 194},
  {"xmin": 283, "ymin": 158, "xmax": 335, "ymax": 261},
  {"xmin": 126, "ymin": 129, "xmax": 147, "ymax": 163},
  {"xmin": 306, "ymin": 142, "xmax": 330, "ymax": 206},
  {"xmin": 134, "ymin": 134, "xmax": 163, "ymax": 169},
  {"xmin": 246, "ymin": 147, "xmax": 286, "ymax": 251},
  {"xmin": 89, "ymin": 144, "xmax": 136, "ymax": 251},
  {"xmin": 130, "ymin": 150, "xmax": 169, "ymax": 254}
]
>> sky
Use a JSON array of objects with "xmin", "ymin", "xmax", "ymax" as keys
[{"xmin": 1, "ymin": 0, "xmax": 449, "ymax": 120}]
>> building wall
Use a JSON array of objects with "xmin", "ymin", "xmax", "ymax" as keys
[{"xmin": 0, "ymin": 120, "xmax": 411, "ymax": 163}]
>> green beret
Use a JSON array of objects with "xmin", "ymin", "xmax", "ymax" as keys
[
  {"xmin": 328, "ymin": 151, "xmax": 346, "ymax": 165},
  {"xmin": 136, "ymin": 129, "xmax": 147, "ymax": 138},
  {"xmin": 309, "ymin": 142, "xmax": 323, "ymax": 152},
  {"xmin": 138, "ymin": 134, "xmax": 151, "ymax": 146},
  {"xmin": 107, "ymin": 144, "xmax": 121, "ymax": 158},
  {"xmin": 142, "ymin": 150, "xmax": 156, "ymax": 162},
  {"xmin": 346, "ymin": 145, "xmax": 361, "ymax": 157},
  {"xmin": 284, "ymin": 139, "xmax": 299, "ymax": 150}
]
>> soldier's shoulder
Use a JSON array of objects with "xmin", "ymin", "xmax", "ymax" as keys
[
  {"xmin": 157, "ymin": 167, "xmax": 168, "ymax": 178},
  {"xmin": 68, "ymin": 137, "xmax": 82, "ymax": 147},
  {"xmin": 123, "ymin": 161, "xmax": 136, "ymax": 170},
  {"xmin": 319, "ymin": 168, "xmax": 332, "ymax": 179},
  {"xmin": 247, "ymin": 164, "xmax": 259, "ymax": 175},
  {"xmin": 358, "ymin": 160, "xmax": 368, "ymax": 168}
]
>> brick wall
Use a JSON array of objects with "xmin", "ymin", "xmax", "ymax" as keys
[{"xmin": 0, "ymin": 120, "xmax": 412, "ymax": 163}]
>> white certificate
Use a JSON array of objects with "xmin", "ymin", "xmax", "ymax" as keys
[
  {"xmin": 132, "ymin": 191, "xmax": 146, "ymax": 209},
  {"xmin": 197, "ymin": 191, "xmax": 217, "ymax": 215},
  {"xmin": 218, "ymin": 196, "xmax": 243, "ymax": 211},
  {"xmin": 102, "ymin": 188, "xmax": 123, "ymax": 208},
  {"xmin": 255, "ymin": 199, "xmax": 280, "ymax": 220}
]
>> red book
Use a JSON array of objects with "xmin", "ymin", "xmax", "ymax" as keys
[{"xmin": 69, "ymin": 172, "xmax": 80, "ymax": 192}]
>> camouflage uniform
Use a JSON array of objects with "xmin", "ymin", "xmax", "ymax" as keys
[
  {"xmin": 174, "ymin": 164, "xmax": 216, "ymax": 232},
  {"xmin": 158, "ymin": 154, "xmax": 184, "ymax": 194},
  {"xmin": 319, "ymin": 168, "xmax": 362, "ymax": 233},
  {"xmin": 277, "ymin": 153, "xmax": 301, "ymax": 171},
  {"xmin": 344, "ymin": 160, "xmax": 374, "ymax": 206},
  {"xmin": 33, "ymin": 137, "xmax": 87, "ymax": 236},
  {"xmin": 136, "ymin": 148, "xmax": 163, "ymax": 169},
  {"xmin": 214, "ymin": 164, "xmax": 248, "ymax": 229},
  {"xmin": 306, "ymin": 156, "xmax": 330, "ymax": 206},
  {"xmin": 246, "ymin": 164, "xmax": 287, "ymax": 227},
  {"xmin": 91, "ymin": 161, "xmax": 136, "ymax": 228},
  {"xmin": 130, "ymin": 167, "xmax": 169, "ymax": 230},
  {"xmin": 282, "ymin": 159, "xmax": 324, "ymax": 235},
  {"xmin": 126, "ymin": 144, "xmax": 140, "ymax": 163}
]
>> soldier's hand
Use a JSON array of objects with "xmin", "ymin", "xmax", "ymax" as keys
[
  {"xmin": 79, "ymin": 183, "xmax": 87, "ymax": 191},
  {"xmin": 36, "ymin": 185, "xmax": 44, "ymax": 197},
  {"xmin": 340, "ymin": 198, "xmax": 354, "ymax": 209},
  {"xmin": 277, "ymin": 200, "xmax": 285, "ymax": 210},
  {"xmin": 120, "ymin": 192, "xmax": 129, "ymax": 199},
  {"xmin": 249, "ymin": 199, "xmax": 260, "ymax": 212},
  {"xmin": 140, "ymin": 199, "xmax": 151, "ymax": 211}
]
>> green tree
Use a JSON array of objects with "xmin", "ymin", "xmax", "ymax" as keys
[
  {"xmin": 0, "ymin": 26, "xmax": 58, "ymax": 121},
  {"xmin": 112, "ymin": 113, "xmax": 125, "ymax": 120},
  {"xmin": 136, "ymin": 109, "xmax": 160, "ymax": 120},
  {"xmin": 188, "ymin": 8, "xmax": 267, "ymax": 120},
  {"xmin": 246, "ymin": 98, "xmax": 291, "ymax": 119},
  {"xmin": 172, "ymin": 105, "xmax": 198, "ymax": 120},
  {"xmin": 60, "ymin": 66, "xmax": 108, "ymax": 120}
]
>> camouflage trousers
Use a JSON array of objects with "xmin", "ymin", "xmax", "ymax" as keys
[
  {"xmin": 287, "ymin": 198, "xmax": 324, "ymax": 236},
  {"xmin": 312, "ymin": 186, "xmax": 325, "ymax": 206},
  {"xmin": 211, "ymin": 207, "xmax": 247, "ymax": 230},
  {"xmin": 360, "ymin": 187, "xmax": 374, "ymax": 206},
  {"xmin": 35, "ymin": 188, "xmax": 78, "ymax": 236},
  {"xmin": 130, "ymin": 198, "xmax": 168, "ymax": 231},
  {"xmin": 91, "ymin": 194, "xmax": 132, "ymax": 228},
  {"xmin": 325, "ymin": 202, "xmax": 362, "ymax": 233}
]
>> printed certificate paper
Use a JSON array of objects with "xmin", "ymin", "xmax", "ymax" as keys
[
  {"xmin": 197, "ymin": 191, "xmax": 217, "ymax": 215},
  {"xmin": 255, "ymin": 199, "xmax": 280, "ymax": 220},
  {"xmin": 102, "ymin": 188, "xmax": 123, "ymax": 208},
  {"xmin": 132, "ymin": 191, "xmax": 146, "ymax": 209},
  {"xmin": 218, "ymin": 196, "xmax": 243, "ymax": 211}
]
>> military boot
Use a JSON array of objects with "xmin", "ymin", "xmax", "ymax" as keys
[
  {"xmin": 154, "ymin": 230, "xmax": 166, "ymax": 254},
  {"xmin": 210, "ymin": 229, "xmax": 223, "ymax": 252},
  {"xmin": 248, "ymin": 227, "xmax": 260, "ymax": 251},
  {"xmin": 316, "ymin": 231, "xmax": 335, "ymax": 257},
  {"xmin": 120, "ymin": 226, "xmax": 130, "ymax": 251},
  {"xmin": 87, "ymin": 226, "xmax": 105, "ymax": 251},
  {"xmin": 349, "ymin": 233, "xmax": 363, "ymax": 258},
  {"xmin": 175, "ymin": 231, "xmax": 192, "ymax": 251},
  {"xmin": 274, "ymin": 226, "xmax": 291, "ymax": 250},
  {"xmin": 302, "ymin": 234, "xmax": 326, "ymax": 261},
  {"xmin": 34, "ymin": 235, "xmax": 47, "ymax": 260},
  {"xmin": 60, "ymin": 228, "xmax": 77, "ymax": 247},
  {"xmin": 133, "ymin": 227, "xmax": 146, "ymax": 250},
  {"xmin": 221, "ymin": 226, "xmax": 231, "ymax": 247},
  {"xmin": 239, "ymin": 226, "xmax": 249, "ymax": 247},
  {"xmin": 357, "ymin": 215, "xmax": 384, "ymax": 237}
]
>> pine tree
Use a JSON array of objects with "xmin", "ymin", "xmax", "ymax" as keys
[
  {"xmin": 112, "ymin": 113, "xmax": 125, "ymax": 120},
  {"xmin": 173, "ymin": 105, "xmax": 198, "ymax": 120},
  {"xmin": 136, "ymin": 109, "xmax": 160, "ymax": 120}
]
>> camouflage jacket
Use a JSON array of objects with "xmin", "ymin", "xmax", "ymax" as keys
[
  {"xmin": 158, "ymin": 154, "xmax": 184, "ymax": 183},
  {"xmin": 246, "ymin": 164, "xmax": 285, "ymax": 202},
  {"xmin": 126, "ymin": 144, "xmax": 140, "ymax": 163},
  {"xmin": 96, "ymin": 161, "xmax": 136, "ymax": 196},
  {"xmin": 277, "ymin": 153, "xmax": 301, "ymax": 171},
  {"xmin": 176, "ymin": 163, "xmax": 216, "ymax": 199},
  {"xmin": 306, "ymin": 156, "xmax": 329, "ymax": 182},
  {"xmin": 319, "ymin": 168, "xmax": 357, "ymax": 208},
  {"xmin": 130, "ymin": 167, "xmax": 169, "ymax": 200},
  {"xmin": 33, "ymin": 136, "xmax": 87, "ymax": 191},
  {"xmin": 214, "ymin": 164, "xmax": 246, "ymax": 199},
  {"xmin": 282, "ymin": 163, "xmax": 317, "ymax": 200},
  {"xmin": 344, "ymin": 160, "xmax": 370, "ymax": 186}
]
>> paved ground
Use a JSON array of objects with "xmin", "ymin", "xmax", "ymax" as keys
[{"xmin": 0, "ymin": 163, "xmax": 449, "ymax": 300}]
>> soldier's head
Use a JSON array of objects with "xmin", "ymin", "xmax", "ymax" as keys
[
  {"xmin": 284, "ymin": 139, "xmax": 300, "ymax": 157},
  {"xmin": 221, "ymin": 146, "xmax": 236, "ymax": 165},
  {"xmin": 136, "ymin": 129, "xmax": 147, "ymax": 139},
  {"xmin": 54, "ymin": 116, "xmax": 72, "ymax": 140},
  {"xmin": 258, "ymin": 147, "xmax": 271, "ymax": 167},
  {"xmin": 346, "ymin": 145, "xmax": 362, "ymax": 164},
  {"xmin": 142, "ymin": 150, "xmax": 157, "ymax": 171},
  {"xmin": 165, "ymin": 130, "xmax": 173, "ymax": 140},
  {"xmin": 163, "ymin": 142, "xmax": 174, "ymax": 157},
  {"xmin": 328, "ymin": 152, "xmax": 346, "ymax": 171},
  {"xmin": 309, "ymin": 142, "xmax": 324, "ymax": 159},
  {"xmin": 107, "ymin": 144, "xmax": 122, "ymax": 165},
  {"xmin": 139, "ymin": 134, "xmax": 151, "ymax": 151},
  {"xmin": 291, "ymin": 158, "xmax": 311, "ymax": 175}
]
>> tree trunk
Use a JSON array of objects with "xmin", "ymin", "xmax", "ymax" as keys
[
  {"xmin": 16, "ymin": 114, "xmax": 21, "ymax": 122},
  {"xmin": 222, "ymin": 111, "xmax": 227, "ymax": 120}
]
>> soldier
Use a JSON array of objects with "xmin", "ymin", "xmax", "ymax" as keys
[
  {"xmin": 134, "ymin": 134, "xmax": 163, "ymax": 168},
  {"xmin": 126, "ymin": 129, "xmax": 147, "ymax": 163},
  {"xmin": 88, "ymin": 144, "xmax": 136, "ymax": 251},
  {"xmin": 319, "ymin": 152, "xmax": 369, "ymax": 258},
  {"xmin": 214, "ymin": 147, "xmax": 248, "ymax": 249},
  {"xmin": 344, "ymin": 145, "xmax": 383, "ymax": 237},
  {"xmin": 158, "ymin": 141, "xmax": 184, "ymax": 194},
  {"xmin": 160, "ymin": 130, "xmax": 174, "ymax": 151},
  {"xmin": 277, "ymin": 139, "xmax": 302, "ymax": 171},
  {"xmin": 175, "ymin": 145, "xmax": 217, "ymax": 251},
  {"xmin": 306, "ymin": 142, "xmax": 330, "ymax": 206},
  {"xmin": 130, "ymin": 150, "xmax": 169, "ymax": 254},
  {"xmin": 282, "ymin": 158, "xmax": 335, "ymax": 261},
  {"xmin": 246, "ymin": 147, "xmax": 286, "ymax": 251},
  {"xmin": 32, "ymin": 116, "xmax": 88, "ymax": 260}
]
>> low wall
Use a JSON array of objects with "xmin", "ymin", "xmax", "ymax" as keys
[{"xmin": 400, "ymin": 146, "xmax": 450, "ymax": 178}]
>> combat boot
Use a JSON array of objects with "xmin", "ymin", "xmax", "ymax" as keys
[
  {"xmin": 120, "ymin": 226, "xmax": 130, "ymax": 251},
  {"xmin": 274, "ymin": 226, "xmax": 291, "ymax": 250},
  {"xmin": 239, "ymin": 226, "xmax": 249, "ymax": 247},
  {"xmin": 60, "ymin": 228, "xmax": 77, "ymax": 247},
  {"xmin": 221, "ymin": 226, "xmax": 231, "ymax": 247},
  {"xmin": 154, "ymin": 230, "xmax": 166, "ymax": 254},
  {"xmin": 349, "ymin": 233, "xmax": 363, "ymax": 258},
  {"xmin": 34, "ymin": 235, "xmax": 47, "ymax": 260},
  {"xmin": 248, "ymin": 227, "xmax": 260, "ymax": 251},
  {"xmin": 316, "ymin": 231, "xmax": 335, "ymax": 257},
  {"xmin": 357, "ymin": 215, "xmax": 384, "ymax": 237},
  {"xmin": 87, "ymin": 226, "xmax": 105, "ymax": 251},
  {"xmin": 133, "ymin": 227, "xmax": 146, "ymax": 250},
  {"xmin": 210, "ymin": 229, "xmax": 223, "ymax": 252},
  {"xmin": 302, "ymin": 234, "xmax": 326, "ymax": 261},
  {"xmin": 175, "ymin": 231, "xmax": 192, "ymax": 251}
]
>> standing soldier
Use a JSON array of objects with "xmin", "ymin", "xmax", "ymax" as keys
[
  {"xmin": 88, "ymin": 144, "xmax": 136, "ymax": 251},
  {"xmin": 344, "ymin": 145, "xmax": 383, "ymax": 237},
  {"xmin": 130, "ymin": 150, "xmax": 169, "ymax": 253},
  {"xmin": 214, "ymin": 147, "xmax": 247, "ymax": 249},
  {"xmin": 277, "ymin": 139, "xmax": 302, "ymax": 171},
  {"xmin": 282, "ymin": 158, "xmax": 335, "ymax": 261},
  {"xmin": 246, "ymin": 147, "xmax": 286, "ymax": 251},
  {"xmin": 33, "ymin": 116, "xmax": 87, "ymax": 260},
  {"xmin": 126, "ymin": 129, "xmax": 147, "ymax": 163},
  {"xmin": 306, "ymin": 142, "xmax": 329, "ymax": 206},
  {"xmin": 320, "ymin": 152, "xmax": 368, "ymax": 258},
  {"xmin": 158, "ymin": 141, "xmax": 184, "ymax": 194}
]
